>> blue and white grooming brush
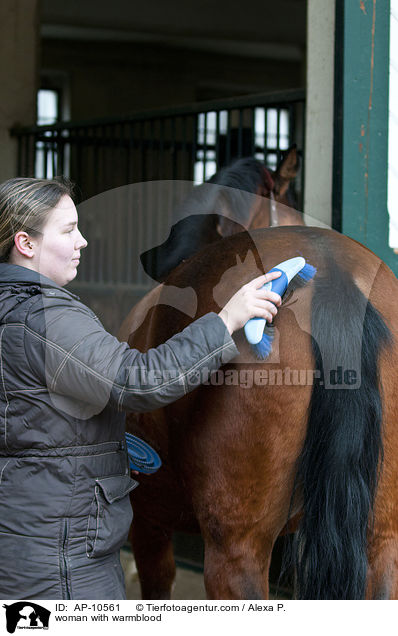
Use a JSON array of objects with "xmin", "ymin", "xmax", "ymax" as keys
[
  {"xmin": 244, "ymin": 257, "xmax": 317, "ymax": 359},
  {"xmin": 125, "ymin": 432, "xmax": 162, "ymax": 474}
]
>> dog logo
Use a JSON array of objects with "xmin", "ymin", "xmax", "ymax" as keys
[{"xmin": 3, "ymin": 602, "xmax": 50, "ymax": 633}]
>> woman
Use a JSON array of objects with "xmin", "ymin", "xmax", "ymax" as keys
[{"xmin": 0, "ymin": 177, "xmax": 281, "ymax": 600}]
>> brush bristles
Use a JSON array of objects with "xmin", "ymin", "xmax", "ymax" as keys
[
  {"xmin": 251, "ymin": 262, "xmax": 317, "ymax": 359},
  {"xmin": 297, "ymin": 263, "xmax": 317, "ymax": 281},
  {"xmin": 252, "ymin": 332, "xmax": 274, "ymax": 359}
]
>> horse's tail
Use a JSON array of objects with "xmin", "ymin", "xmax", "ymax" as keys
[{"xmin": 291, "ymin": 263, "xmax": 391, "ymax": 599}]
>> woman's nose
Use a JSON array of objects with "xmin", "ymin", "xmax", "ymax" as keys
[{"xmin": 76, "ymin": 230, "xmax": 88, "ymax": 249}]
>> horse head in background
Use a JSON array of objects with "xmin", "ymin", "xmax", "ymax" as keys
[{"xmin": 140, "ymin": 146, "xmax": 303, "ymax": 283}]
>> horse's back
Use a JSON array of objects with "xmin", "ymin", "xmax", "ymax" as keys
[{"xmin": 126, "ymin": 226, "xmax": 398, "ymax": 598}]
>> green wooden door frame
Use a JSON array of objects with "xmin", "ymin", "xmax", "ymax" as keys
[{"xmin": 333, "ymin": 0, "xmax": 397, "ymax": 274}]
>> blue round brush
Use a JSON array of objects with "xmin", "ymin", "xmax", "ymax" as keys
[{"xmin": 125, "ymin": 432, "xmax": 162, "ymax": 474}]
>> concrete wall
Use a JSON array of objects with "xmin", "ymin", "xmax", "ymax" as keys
[
  {"xmin": 41, "ymin": 38, "xmax": 304, "ymax": 121},
  {"xmin": 303, "ymin": 0, "xmax": 335, "ymax": 228},
  {"xmin": 0, "ymin": 0, "xmax": 39, "ymax": 182},
  {"xmin": 2, "ymin": 2, "xmax": 306, "ymax": 180}
]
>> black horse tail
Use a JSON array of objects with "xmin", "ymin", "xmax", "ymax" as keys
[{"xmin": 291, "ymin": 263, "xmax": 391, "ymax": 599}]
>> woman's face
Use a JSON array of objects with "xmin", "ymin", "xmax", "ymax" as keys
[{"xmin": 34, "ymin": 195, "xmax": 88, "ymax": 286}]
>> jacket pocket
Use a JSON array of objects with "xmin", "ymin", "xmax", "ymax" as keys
[{"xmin": 86, "ymin": 474, "xmax": 138, "ymax": 558}]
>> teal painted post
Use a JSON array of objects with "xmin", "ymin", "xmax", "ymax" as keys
[{"xmin": 337, "ymin": 0, "xmax": 397, "ymax": 273}]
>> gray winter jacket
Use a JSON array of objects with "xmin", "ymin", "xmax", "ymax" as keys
[{"xmin": 0, "ymin": 263, "xmax": 239, "ymax": 600}]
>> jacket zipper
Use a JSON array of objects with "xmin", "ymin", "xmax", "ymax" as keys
[{"xmin": 61, "ymin": 519, "xmax": 71, "ymax": 600}]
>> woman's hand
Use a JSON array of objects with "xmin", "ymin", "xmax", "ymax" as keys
[{"xmin": 218, "ymin": 271, "xmax": 282, "ymax": 335}]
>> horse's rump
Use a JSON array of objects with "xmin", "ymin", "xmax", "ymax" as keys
[{"xmin": 127, "ymin": 226, "xmax": 398, "ymax": 599}]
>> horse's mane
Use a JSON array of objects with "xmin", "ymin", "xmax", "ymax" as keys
[
  {"xmin": 174, "ymin": 157, "xmax": 267, "ymax": 226},
  {"xmin": 209, "ymin": 157, "xmax": 266, "ymax": 193}
]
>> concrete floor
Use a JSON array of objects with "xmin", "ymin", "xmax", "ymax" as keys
[
  {"xmin": 120, "ymin": 549, "xmax": 291, "ymax": 600},
  {"xmin": 120, "ymin": 548, "xmax": 206, "ymax": 599}
]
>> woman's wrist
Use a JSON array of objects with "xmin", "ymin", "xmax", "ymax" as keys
[{"xmin": 218, "ymin": 309, "xmax": 234, "ymax": 335}]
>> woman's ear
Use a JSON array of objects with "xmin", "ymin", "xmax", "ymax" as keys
[{"xmin": 13, "ymin": 231, "xmax": 35, "ymax": 258}]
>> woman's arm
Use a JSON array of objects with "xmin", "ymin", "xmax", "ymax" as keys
[{"xmin": 24, "ymin": 273, "xmax": 281, "ymax": 417}]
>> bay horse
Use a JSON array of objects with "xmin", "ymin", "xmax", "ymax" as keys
[
  {"xmin": 140, "ymin": 147, "xmax": 303, "ymax": 283},
  {"xmin": 120, "ymin": 226, "xmax": 398, "ymax": 600}
]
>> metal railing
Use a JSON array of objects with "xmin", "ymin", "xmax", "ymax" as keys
[
  {"xmin": 12, "ymin": 89, "xmax": 305, "ymax": 292},
  {"xmin": 13, "ymin": 89, "xmax": 305, "ymax": 197}
]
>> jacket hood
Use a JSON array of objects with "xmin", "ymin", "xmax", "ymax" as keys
[{"xmin": 0, "ymin": 263, "xmax": 79, "ymax": 322}]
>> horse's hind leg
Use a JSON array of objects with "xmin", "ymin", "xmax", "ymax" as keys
[
  {"xmin": 131, "ymin": 517, "xmax": 175, "ymax": 599},
  {"xmin": 202, "ymin": 532, "xmax": 274, "ymax": 599},
  {"xmin": 366, "ymin": 458, "xmax": 398, "ymax": 598},
  {"xmin": 365, "ymin": 344, "xmax": 398, "ymax": 600},
  {"xmin": 367, "ymin": 535, "xmax": 398, "ymax": 599}
]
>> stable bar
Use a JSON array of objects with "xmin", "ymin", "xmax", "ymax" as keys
[
  {"xmin": 11, "ymin": 89, "xmax": 305, "ymax": 136},
  {"xmin": 12, "ymin": 90, "xmax": 306, "ymax": 199}
]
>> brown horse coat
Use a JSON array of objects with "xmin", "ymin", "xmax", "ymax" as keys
[{"xmin": 120, "ymin": 226, "xmax": 398, "ymax": 599}]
